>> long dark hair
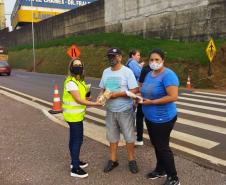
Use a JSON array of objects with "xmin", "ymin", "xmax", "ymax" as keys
[{"xmin": 129, "ymin": 49, "xmax": 140, "ymax": 58}]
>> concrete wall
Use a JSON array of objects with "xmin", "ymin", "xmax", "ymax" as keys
[
  {"xmin": 105, "ymin": 0, "xmax": 226, "ymax": 40},
  {"xmin": 0, "ymin": 0, "xmax": 105, "ymax": 47},
  {"xmin": 0, "ymin": 0, "xmax": 226, "ymax": 47}
]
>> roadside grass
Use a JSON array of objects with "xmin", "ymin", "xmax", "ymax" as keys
[
  {"xmin": 9, "ymin": 32, "xmax": 226, "ymax": 65},
  {"xmin": 8, "ymin": 33, "xmax": 226, "ymax": 89}
]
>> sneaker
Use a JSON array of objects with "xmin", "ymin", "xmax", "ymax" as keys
[
  {"xmin": 70, "ymin": 161, "xmax": 88, "ymax": 169},
  {"xmin": 135, "ymin": 140, "xmax": 144, "ymax": 146},
  {"xmin": 128, "ymin": 160, "xmax": 139, "ymax": 174},
  {"xmin": 79, "ymin": 161, "xmax": 88, "ymax": 168},
  {"xmin": 70, "ymin": 167, "xmax": 88, "ymax": 178},
  {"xmin": 147, "ymin": 170, "xmax": 167, "ymax": 180},
  {"xmin": 103, "ymin": 160, "xmax": 119, "ymax": 173},
  {"xmin": 163, "ymin": 176, "xmax": 180, "ymax": 185}
]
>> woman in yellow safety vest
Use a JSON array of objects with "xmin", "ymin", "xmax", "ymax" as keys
[{"xmin": 63, "ymin": 58, "xmax": 102, "ymax": 178}]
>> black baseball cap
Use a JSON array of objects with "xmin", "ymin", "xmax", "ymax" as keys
[{"xmin": 107, "ymin": 48, "xmax": 122, "ymax": 56}]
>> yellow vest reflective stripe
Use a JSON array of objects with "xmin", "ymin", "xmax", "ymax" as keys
[{"xmin": 62, "ymin": 76, "xmax": 87, "ymax": 122}]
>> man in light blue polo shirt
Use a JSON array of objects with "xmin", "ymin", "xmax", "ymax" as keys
[{"xmin": 99, "ymin": 48, "xmax": 139, "ymax": 174}]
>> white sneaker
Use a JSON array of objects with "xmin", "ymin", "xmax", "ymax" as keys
[{"xmin": 135, "ymin": 141, "xmax": 144, "ymax": 146}]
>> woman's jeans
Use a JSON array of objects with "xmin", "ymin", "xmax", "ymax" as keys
[
  {"xmin": 145, "ymin": 116, "xmax": 177, "ymax": 177},
  {"xmin": 67, "ymin": 121, "xmax": 83, "ymax": 170}
]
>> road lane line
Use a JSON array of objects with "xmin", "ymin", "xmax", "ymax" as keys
[
  {"xmin": 0, "ymin": 85, "xmax": 52, "ymax": 106},
  {"xmin": 1, "ymin": 88, "xmax": 225, "ymax": 166},
  {"xmin": 176, "ymin": 101, "xmax": 226, "ymax": 113},
  {"xmin": 178, "ymin": 96, "xmax": 226, "ymax": 106},
  {"xmin": 178, "ymin": 108, "xmax": 226, "ymax": 122},
  {"xmin": 171, "ymin": 130, "xmax": 219, "ymax": 149},
  {"xmin": 87, "ymin": 107, "xmax": 226, "ymax": 124},
  {"xmin": 181, "ymin": 93, "xmax": 226, "ymax": 101},
  {"xmin": 177, "ymin": 118, "xmax": 226, "ymax": 135},
  {"xmin": 91, "ymin": 87, "xmax": 101, "ymax": 90},
  {"xmin": 194, "ymin": 91, "xmax": 226, "ymax": 97},
  {"xmin": 143, "ymin": 133, "xmax": 226, "ymax": 166},
  {"xmin": 86, "ymin": 108, "xmax": 219, "ymax": 149}
]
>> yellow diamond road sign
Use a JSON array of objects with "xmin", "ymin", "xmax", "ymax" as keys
[{"xmin": 206, "ymin": 38, "xmax": 217, "ymax": 63}]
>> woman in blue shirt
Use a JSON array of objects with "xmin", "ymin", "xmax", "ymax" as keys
[{"xmin": 140, "ymin": 49, "xmax": 180, "ymax": 185}]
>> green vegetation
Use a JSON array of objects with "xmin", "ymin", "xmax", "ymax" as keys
[
  {"xmin": 8, "ymin": 33, "xmax": 226, "ymax": 89},
  {"xmin": 9, "ymin": 32, "xmax": 226, "ymax": 65}
]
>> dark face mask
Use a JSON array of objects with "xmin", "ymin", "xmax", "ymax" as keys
[
  {"xmin": 109, "ymin": 58, "xmax": 118, "ymax": 67},
  {"xmin": 70, "ymin": 66, "xmax": 83, "ymax": 75}
]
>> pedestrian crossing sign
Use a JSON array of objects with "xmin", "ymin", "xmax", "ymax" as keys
[{"xmin": 206, "ymin": 38, "xmax": 217, "ymax": 63}]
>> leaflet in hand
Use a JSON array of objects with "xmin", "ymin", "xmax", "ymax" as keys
[
  {"xmin": 97, "ymin": 89, "xmax": 111, "ymax": 105},
  {"xmin": 125, "ymin": 91, "xmax": 143, "ymax": 102}
]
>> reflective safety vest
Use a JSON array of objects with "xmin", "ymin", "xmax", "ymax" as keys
[{"xmin": 63, "ymin": 76, "xmax": 88, "ymax": 122}]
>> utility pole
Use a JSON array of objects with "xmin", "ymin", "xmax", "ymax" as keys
[{"xmin": 31, "ymin": 0, "xmax": 36, "ymax": 72}]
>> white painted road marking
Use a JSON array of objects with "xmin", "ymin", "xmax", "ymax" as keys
[
  {"xmin": 178, "ymin": 108, "xmax": 226, "ymax": 122},
  {"xmin": 181, "ymin": 93, "xmax": 226, "ymax": 101},
  {"xmin": 194, "ymin": 91, "xmax": 226, "ymax": 98},
  {"xmin": 1, "ymin": 86, "xmax": 226, "ymax": 167},
  {"xmin": 86, "ymin": 108, "xmax": 219, "ymax": 149},
  {"xmin": 179, "ymin": 96, "xmax": 226, "ymax": 106},
  {"xmin": 143, "ymin": 133, "xmax": 226, "ymax": 166},
  {"xmin": 177, "ymin": 118, "xmax": 226, "ymax": 135},
  {"xmin": 176, "ymin": 101, "xmax": 226, "ymax": 113}
]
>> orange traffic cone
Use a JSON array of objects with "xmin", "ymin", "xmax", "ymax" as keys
[
  {"xmin": 49, "ymin": 84, "xmax": 62, "ymax": 114},
  {"xmin": 186, "ymin": 75, "xmax": 191, "ymax": 89}
]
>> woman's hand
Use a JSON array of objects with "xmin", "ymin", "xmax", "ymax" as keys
[
  {"xmin": 94, "ymin": 101, "xmax": 104, "ymax": 106},
  {"xmin": 138, "ymin": 98, "xmax": 153, "ymax": 105}
]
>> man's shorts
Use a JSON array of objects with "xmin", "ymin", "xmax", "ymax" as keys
[{"xmin": 105, "ymin": 109, "xmax": 135, "ymax": 143}]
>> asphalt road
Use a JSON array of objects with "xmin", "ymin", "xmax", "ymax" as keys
[
  {"xmin": 0, "ymin": 70, "xmax": 226, "ymax": 173},
  {"xmin": 1, "ymin": 93, "xmax": 226, "ymax": 185}
]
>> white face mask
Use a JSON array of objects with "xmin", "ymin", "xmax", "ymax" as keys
[{"xmin": 149, "ymin": 62, "xmax": 163, "ymax": 70}]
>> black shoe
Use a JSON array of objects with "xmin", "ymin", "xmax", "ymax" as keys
[
  {"xmin": 79, "ymin": 161, "xmax": 88, "ymax": 168},
  {"xmin": 71, "ymin": 167, "xmax": 88, "ymax": 178},
  {"xmin": 147, "ymin": 170, "xmax": 167, "ymax": 180},
  {"xmin": 103, "ymin": 160, "xmax": 119, "ymax": 173},
  {"xmin": 163, "ymin": 176, "xmax": 180, "ymax": 185},
  {"xmin": 128, "ymin": 160, "xmax": 139, "ymax": 174},
  {"xmin": 70, "ymin": 161, "xmax": 88, "ymax": 169}
]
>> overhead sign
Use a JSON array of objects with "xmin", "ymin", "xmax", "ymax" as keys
[
  {"xmin": 18, "ymin": 0, "xmax": 97, "ymax": 9},
  {"xmin": 206, "ymin": 38, "xmax": 217, "ymax": 63},
  {"xmin": 67, "ymin": 44, "xmax": 81, "ymax": 59}
]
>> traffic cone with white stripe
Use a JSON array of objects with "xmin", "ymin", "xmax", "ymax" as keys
[
  {"xmin": 186, "ymin": 75, "xmax": 191, "ymax": 89},
  {"xmin": 49, "ymin": 84, "xmax": 62, "ymax": 114}
]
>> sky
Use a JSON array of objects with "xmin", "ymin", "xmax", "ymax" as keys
[{"xmin": 4, "ymin": 0, "xmax": 16, "ymax": 29}]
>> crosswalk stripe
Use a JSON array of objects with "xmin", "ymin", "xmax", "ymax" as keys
[
  {"xmin": 171, "ymin": 130, "xmax": 219, "ymax": 149},
  {"xmin": 1, "ymin": 87, "xmax": 224, "ymax": 166},
  {"xmin": 86, "ymin": 109, "xmax": 219, "ymax": 149},
  {"xmin": 178, "ymin": 97, "xmax": 226, "ymax": 106},
  {"xmin": 177, "ymin": 118, "xmax": 226, "ymax": 135},
  {"xmin": 87, "ymin": 107, "xmax": 226, "ymax": 125},
  {"xmin": 194, "ymin": 91, "xmax": 226, "ymax": 98},
  {"xmin": 176, "ymin": 101, "xmax": 226, "ymax": 113},
  {"xmin": 181, "ymin": 93, "xmax": 226, "ymax": 101},
  {"xmin": 143, "ymin": 134, "xmax": 226, "ymax": 166},
  {"xmin": 178, "ymin": 108, "xmax": 226, "ymax": 122},
  {"xmin": 85, "ymin": 114, "xmax": 105, "ymax": 124}
]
